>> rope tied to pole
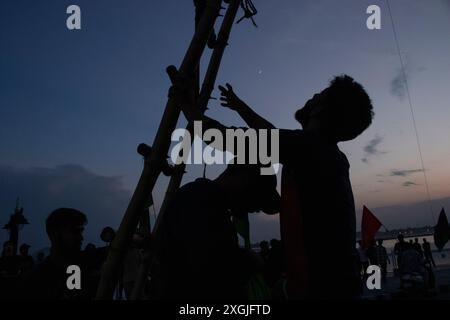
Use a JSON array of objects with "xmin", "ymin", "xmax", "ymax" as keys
[{"xmin": 236, "ymin": 0, "xmax": 258, "ymax": 27}]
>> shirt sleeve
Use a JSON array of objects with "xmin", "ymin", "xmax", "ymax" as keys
[
  {"xmin": 201, "ymin": 119, "xmax": 313, "ymax": 166},
  {"xmin": 201, "ymin": 117, "xmax": 250, "ymax": 155}
]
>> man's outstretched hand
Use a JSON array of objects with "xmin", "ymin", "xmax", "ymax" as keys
[
  {"xmin": 219, "ymin": 82, "xmax": 275, "ymax": 130},
  {"xmin": 218, "ymin": 83, "xmax": 247, "ymax": 111}
]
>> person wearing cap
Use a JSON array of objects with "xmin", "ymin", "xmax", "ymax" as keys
[
  {"xmin": 155, "ymin": 163, "xmax": 280, "ymax": 300},
  {"xmin": 179, "ymin": 75, "xmax": 374, "ymax": 299}
]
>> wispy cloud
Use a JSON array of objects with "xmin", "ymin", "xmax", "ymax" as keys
[
  {"xmin": 361, "ymin": 135, "xmax": 387, "ymax": 163},
  {"xmin": 391, "ymin": 68, "xmax": 407, "ymax": 100},
  {"xmin": 402, "ymin": 181, "xmax": 419, "ymax": 187},
  {"xmin": 390, "ymin": 62, "xmax": 426, "ymax": 100},
  {"xmin": 390, "ymin": 169, "xmax": 423, "ymax": 177}
]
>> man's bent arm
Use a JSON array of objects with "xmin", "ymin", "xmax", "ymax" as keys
[{"xmin": 234, "ymin": 103, "xmax": 276, "ymax": 130}]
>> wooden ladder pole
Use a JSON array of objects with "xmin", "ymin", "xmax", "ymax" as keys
[
  {"xmin": 95, "ymin": 0, "xmax": 223, "ymax": 300},
  {"xmin": 129, "ymin": 0, "xmax": 242, "ymax": 300}
]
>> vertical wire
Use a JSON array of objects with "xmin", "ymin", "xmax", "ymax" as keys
[{"xmin": 386, "ymin": 0, "xmax": 436, "ymax": 224}]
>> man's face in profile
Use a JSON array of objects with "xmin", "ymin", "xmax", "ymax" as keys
[{"xmin": 295, "ymin": 89, "xmax": 329, "ymax": 129}]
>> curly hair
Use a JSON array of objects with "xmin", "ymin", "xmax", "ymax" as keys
[{"xmin": 325, "ymin": 75, "xmax": 374, "ymax": 141}]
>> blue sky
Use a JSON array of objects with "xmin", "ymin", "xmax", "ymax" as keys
[{"xmin": 1, "ymin": 0, "xmax": 450, "ymax": 249}]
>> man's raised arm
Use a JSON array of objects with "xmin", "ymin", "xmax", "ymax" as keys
[{"xmin": 218, "ymin": 84, "xmax": 276, "ymax": 130}]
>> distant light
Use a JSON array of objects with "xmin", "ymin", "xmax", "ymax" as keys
[{"xmin": 258, "ymin": 69, "xmax": 263, "ymax": 75}]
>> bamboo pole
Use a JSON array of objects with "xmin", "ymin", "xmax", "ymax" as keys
[
  {"xmin": 154, "ymin": 0, "xmax": 240, "ymax": 234},
  {"xmin": 95, "ymin": 0, "xmax": 222, "ymax": 300},
  {"xmin": 129, "ymin": 0, "xmax": 241, "ymax": 300}
]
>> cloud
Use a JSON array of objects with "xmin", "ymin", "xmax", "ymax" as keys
[
  {"xmin": 361, "ymin": 135, "xmax": 387, "ymax": 163},
  {"xmin": 390, "ymin": 68, "xmax": 408, "ymax": 100},
  {"xmin": 0, "ymin": 164, "xmax": 131, "ymax": 251},
  {"xmin": 364, "ymin": 136, "xmax": 383, "ymax": 155},
  {"xmin": 402, "ymin": 181, "xmax": 419, "ymax": 187},
  {"xmin": 390, "ymin": 169, "xmax": 423, "ymax": 177},
  {"xmin": 390, "ymin": 62, "xmax": 427, "ymax": 100},
  {"xmin": 389, "ymin": 64, "xmax": 426, "ymax": 100}
]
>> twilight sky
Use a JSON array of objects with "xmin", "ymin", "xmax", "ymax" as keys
[{"xmin": 1, "ymin": 0, "xmax": 450, "ymax": 249}]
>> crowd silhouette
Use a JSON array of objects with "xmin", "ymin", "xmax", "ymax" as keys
[
  {"xmin": 2, "ymin": 208, "xmax": 440, "ymax": 300},
  {"xmin": 356, "ymin": 235, "xmax": 437, "ymax": 293},
  {"xmin": 0, "ymin": 207, "xmax": 287, "ymax": 300}
]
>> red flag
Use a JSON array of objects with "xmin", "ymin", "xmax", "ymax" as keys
[
  {"xmin": 361, "ymin": 206, "xmax": 382, "ymax": 249},
  {"xmin": 280, "ymin": 170, "xmax": 310, "ymax": 298}
]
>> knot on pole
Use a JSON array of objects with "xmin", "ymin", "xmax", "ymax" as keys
[
  {"xmin": 166, "ymin": 65, "xmax": 179, "ymax": 84},
  {"xmin": 137, "ymin": 143, "xmax": 152, "ymax": 157},
  {"xmin": 137, "ymin": 144, "xmax": 175, "ymax": 177},
  {"xmin": 206, "ymin": 32, "xmax": 229, "ymax": 50},
  {"xmin": 236, "ymin": 0, "xmax": 258, "ymax": 28}
]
